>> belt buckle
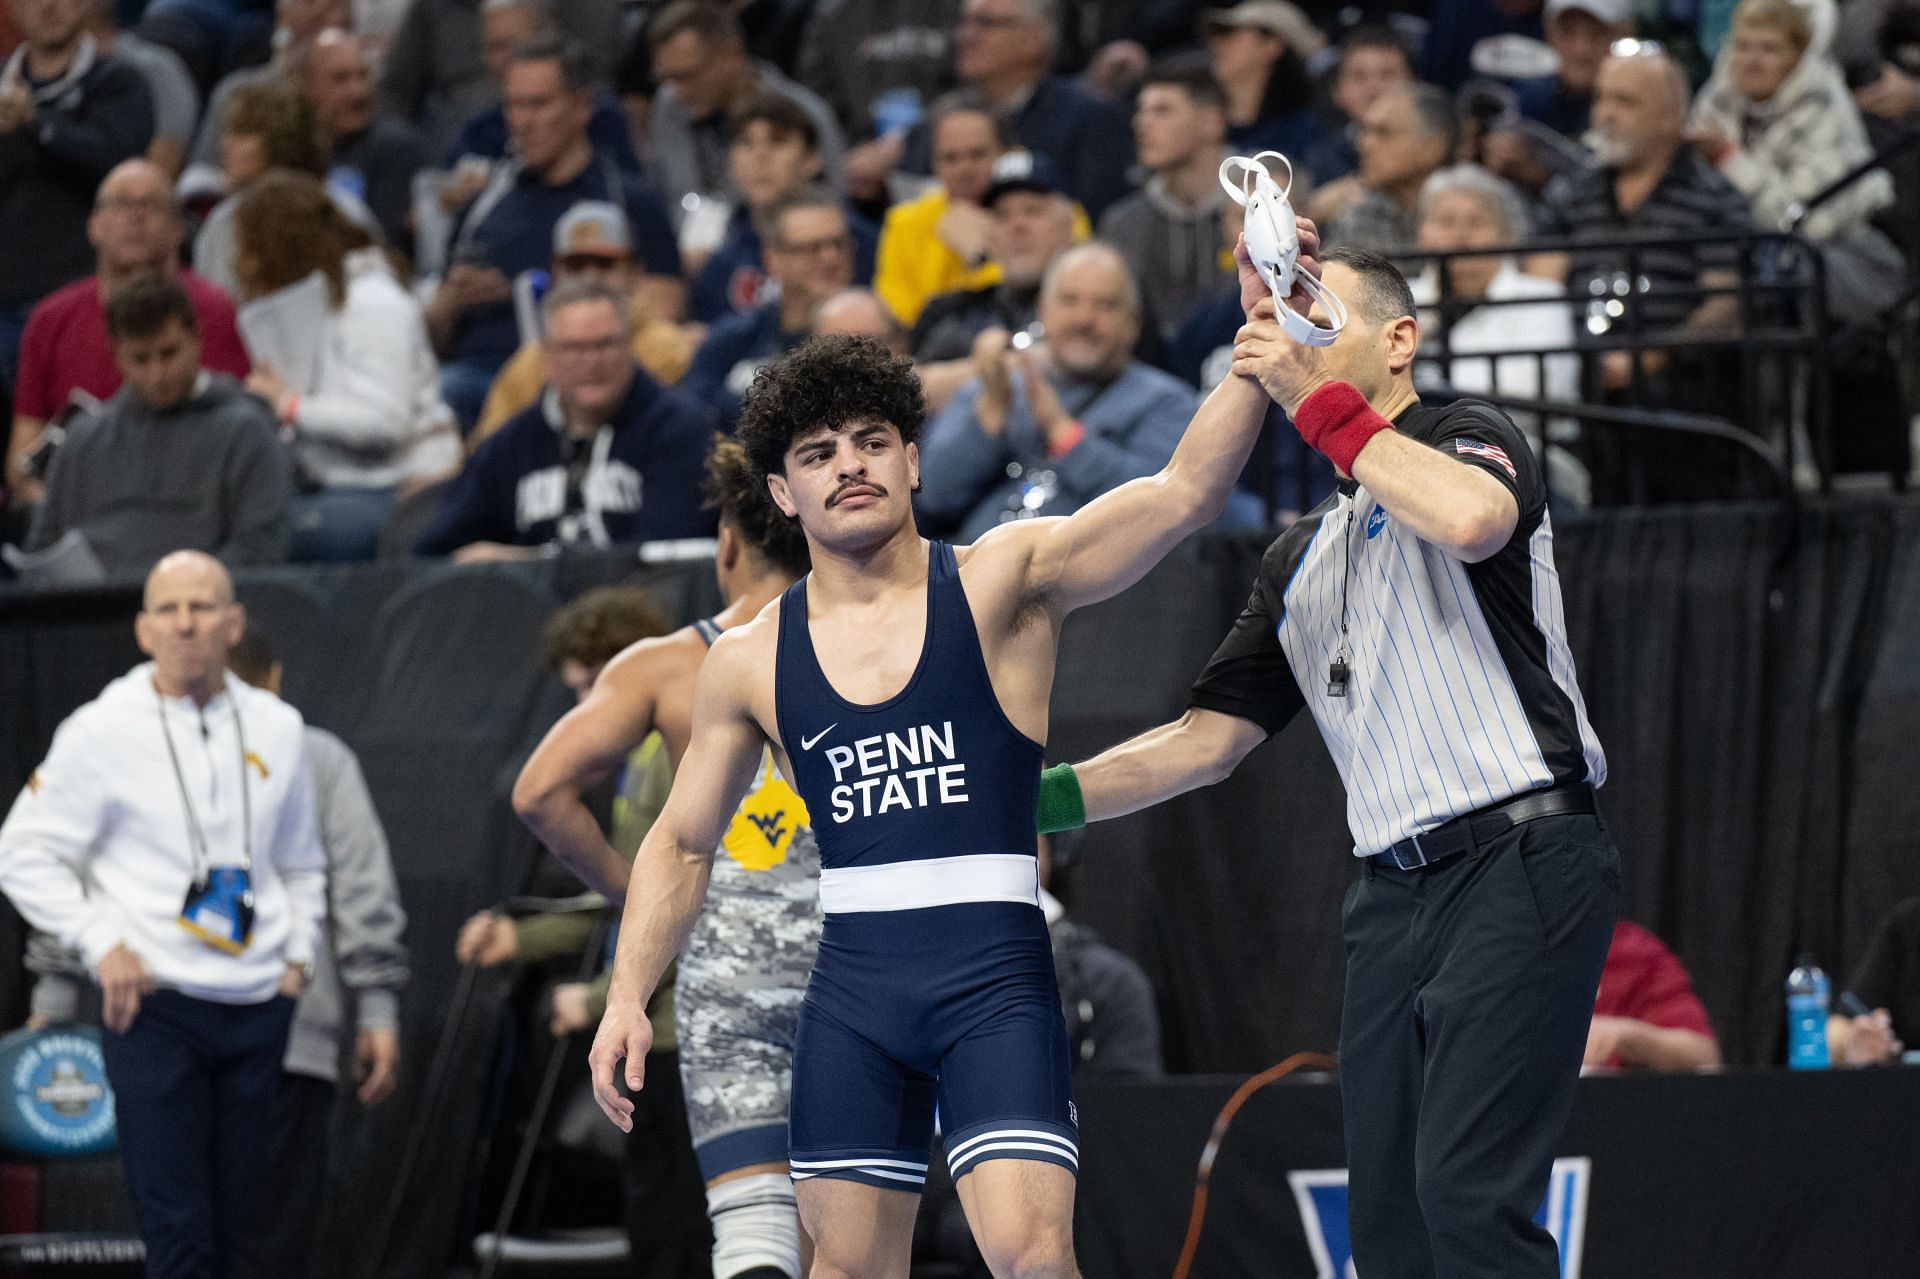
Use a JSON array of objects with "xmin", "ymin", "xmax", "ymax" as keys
[{"xmin": 1394, "ymin": 835, "xmax": 1430, "ymax": 871}]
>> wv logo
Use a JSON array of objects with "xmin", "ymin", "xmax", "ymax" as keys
[
  {"xmin": 1290, "ymin": 1157, "xmax": 1590, "ymax": 1279},
  {"xmin": 723, "ymin": 761, "xmax": 808, "ymax": 872},
  {"xmin": 748, "ymin": 810, "xmax": 790, "ymax": 849},
  {"xmin": 1365, "ymin": 505, "xmax": 1387, "ymax": 539}
]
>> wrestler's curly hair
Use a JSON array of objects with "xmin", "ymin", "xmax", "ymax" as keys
[
  {"xmin": 735, "ymin": 335, "xmax": 925, "ymax": 487},
  {"xmin": 702, "ymin": 436, "xmax": 811, "ymax": 577}
]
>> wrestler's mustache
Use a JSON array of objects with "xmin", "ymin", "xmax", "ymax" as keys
[{"xmin": 827, "ymin": 481, "xmax": 887, "ymax": 508}]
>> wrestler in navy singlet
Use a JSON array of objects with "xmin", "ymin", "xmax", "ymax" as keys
[{"xmin": 775, "ymin": 541, "xmax": 1077, "ymax": 1192}]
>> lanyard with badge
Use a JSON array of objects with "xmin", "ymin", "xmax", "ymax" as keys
[{"xmin": 156, "ymin": 688, "xmax": 256, "ymax": 954}]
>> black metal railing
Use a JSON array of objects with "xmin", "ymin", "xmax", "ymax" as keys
[
  {"xmin": 1395, "ymin": 228, "xmax": 1830, "ymax": 506},
  {"xmin": 1242, "ymin": 227, "xmax": 1833, "ymax": 524}
]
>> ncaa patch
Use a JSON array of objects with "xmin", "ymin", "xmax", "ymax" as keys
[
  {"xmin": 1289, "ymin": 1156, "xmax": 1590, "ymax": 1279},
  {"xmin": 0, "ymin": 1026, "xmax": 117, "ymax": 1158}
]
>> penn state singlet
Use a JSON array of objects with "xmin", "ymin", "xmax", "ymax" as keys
[{"xmin": 772, "ymin": 541, "xmax": 1077, "ymax": 1192}]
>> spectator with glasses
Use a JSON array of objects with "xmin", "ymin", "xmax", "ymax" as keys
[
  {"xmin": 683, "ymin": 186, "xmax": 857, "ymax": 429},
  {"xmin": 7, "ymin": 159, "xmax": 249, "ymax": 509},
  {"xmin": 918, "ymin": 241, "xmax": 1197, "ymax": 540},
  {"xmin": 414, "ymin": 278, "xmax": 716, "ymax": 561},
  {"xmin": 471, "ymin": 202, "xmax": 697, "ymax": 445},
  {"xmin": 1313, "ymin": 83, "xmax": 1460, "ymax": 256}
]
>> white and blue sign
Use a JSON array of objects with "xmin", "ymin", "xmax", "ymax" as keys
[
  {"xmin": 0, "ymin": 1025, "xmax": 117, "ymax": 1157},
  {"xmin": 1289, "ymin": 1156, "xmax": 1590, "ymax": 1279}
]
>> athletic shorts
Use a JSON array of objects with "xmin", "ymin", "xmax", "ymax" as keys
[
  {"xmin": 787, "ymin": 901, "xmax": 1078, "ymax": 1192},
  {"xmin": 676, "ymin": 877, "xmax": 821, "ymax": 1183}
]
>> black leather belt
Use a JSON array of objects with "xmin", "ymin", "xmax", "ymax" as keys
[{"xmin": 1368, "ymin": 784, "xmax": 1597, "ymax": 872}]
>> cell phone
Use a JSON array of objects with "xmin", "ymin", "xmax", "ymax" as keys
[{"xmin": 20, "ymin": 426, "xmax": 62, "ymax": 480}]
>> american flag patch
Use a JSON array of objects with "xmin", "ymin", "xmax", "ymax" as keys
[{"xmin": 1453, "ymin": 439, "xmax": 1516, "ymax": 478}]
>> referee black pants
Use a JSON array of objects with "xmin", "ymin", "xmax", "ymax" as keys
[{"xmin": 1340, "ymin": 813, "xmax": 1619, "ymax": 1279}]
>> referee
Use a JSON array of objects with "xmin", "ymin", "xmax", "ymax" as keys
[{"xmin": 1048, "ymin": 247, "xmax": 1621, "ymax": 1277}]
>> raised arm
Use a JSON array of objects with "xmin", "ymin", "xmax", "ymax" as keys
[
  {"xmin": 512, "ymin": 643, "xmax": 670, "ymax": 899},
  {"xmin": 1013, "ymin": 224, "xmax": 1320, "ymax": 613},
  {"xmin": 587, "ymin": 634, "xmax": 770, "ymax": 1128}
]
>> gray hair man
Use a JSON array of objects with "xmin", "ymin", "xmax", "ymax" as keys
[
  {"xmin": 1533, "ymin": 45, "xmax": 1753, "ymax": 500},
  {"xmin": 414, "ymin": 278, "xmax": 719, "ymax": 560},
  {"xmin": 918, "ymin": 242, "xmax": 1202, "ymax": 539},
  {"xmin": 1314, "ymin": 82, "xmax": 1460, "ymax": 253},
  {"xmin": 814, "ymin": 288, "xmax": 909, "ymax": 355}
]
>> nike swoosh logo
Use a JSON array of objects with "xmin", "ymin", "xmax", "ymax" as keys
[{"xmin": 800, "ymin": 724, "xmax": 839, "ymax": 751}]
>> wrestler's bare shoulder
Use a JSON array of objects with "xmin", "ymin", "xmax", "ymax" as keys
[
  {"xmin": 953, "ymin": 519, "xmax": 1068, "ymax": 627},
  {"xmin": 701, "ymin": 599, "xmax": 785, "ymax": 694},
  {"xmin": 596, "ymin": 624, "xmax": 712, "ymax": 696}
]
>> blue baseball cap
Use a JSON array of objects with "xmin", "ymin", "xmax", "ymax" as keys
[{"xmin": 983, "ymin": 150, "xmax": 1068, "ymax": 208}]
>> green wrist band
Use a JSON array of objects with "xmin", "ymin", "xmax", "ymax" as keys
[{"xmin": 1036, "ymin": 762, "xmax": 1087, "ymax": 834}]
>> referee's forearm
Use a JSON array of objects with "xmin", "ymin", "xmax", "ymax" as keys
[{"xmin": 1074, "ymin": 709, "xmax": 1261, "ymax": 822}]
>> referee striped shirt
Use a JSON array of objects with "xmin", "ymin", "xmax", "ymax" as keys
[{"xmin": 1189, "ymin": 397, "xmax": 1606, "ymax": 858}]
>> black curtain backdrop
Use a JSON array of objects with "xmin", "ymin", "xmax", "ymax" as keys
[{"xmin": 4, "ymin": 499, "xmax": 1920, "ymax": 1269}]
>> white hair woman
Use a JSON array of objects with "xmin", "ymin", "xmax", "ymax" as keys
[
  {"xmin": 1411, "ymin": 164, "xmax": 1580, "ymax": 408},
  {"xmin": 1691, "ymin": 0, "xmax": 1892, "ymax": 238},
  {"xmin": 1411, "ymin": 164, "xmax": 1586, "ymax": 504},
  {"xmin": 1690, "ymin": 0, "xmax": 1901, "ymax": 309}
]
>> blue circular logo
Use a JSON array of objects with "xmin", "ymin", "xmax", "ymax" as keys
[{"xmin": 10, "ymin": 1032, "xmax": 116, "ymax": 1154}]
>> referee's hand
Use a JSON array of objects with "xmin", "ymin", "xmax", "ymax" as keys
[
  {"xmin": 1232, "ymin": 305, "xmax": 1334, "ymax": 416},
  {"xmin": 588, "ymin": 995, "xmax": 653, "ymax": 1131}
]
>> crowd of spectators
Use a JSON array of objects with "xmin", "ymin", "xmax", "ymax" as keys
[
  {"xmin": 1, "ymin": 2, "xmax": 1917, "ymax": 1269},
  {"xmin": 0, "ymin": 0, "xmax": 1914, "ymax": 582}
]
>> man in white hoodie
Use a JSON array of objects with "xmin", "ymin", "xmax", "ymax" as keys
[{"xmin": 0, "ymin": 549, "xmax": 327, "ymax": 1279}]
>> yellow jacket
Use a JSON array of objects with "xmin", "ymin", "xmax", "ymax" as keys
[{"xmin": 874, "ymin": 186, "xmax": 1091, "ymax": 327}]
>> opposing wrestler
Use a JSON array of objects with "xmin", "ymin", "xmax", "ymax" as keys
[{"xmin": 514, "ymin": 441, "xmax": 818, "ymax": 1279}]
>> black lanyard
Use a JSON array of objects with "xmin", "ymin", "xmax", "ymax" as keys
[
  {"xmin": 154, "ymin": 685, "xmax": 253, "ymax": 883},
  {"xmin": 1329, "ymin": 492, "xmax": 1359, "ymax": 698}
]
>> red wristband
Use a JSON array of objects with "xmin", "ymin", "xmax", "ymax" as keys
[
  {"xmin": 1047, "ymin": 419, "xmax": 1086, "ymax": 459},
  {"xmin": 1293, "ymin": 381, "xmax": 1391, "ymax": 475}
]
